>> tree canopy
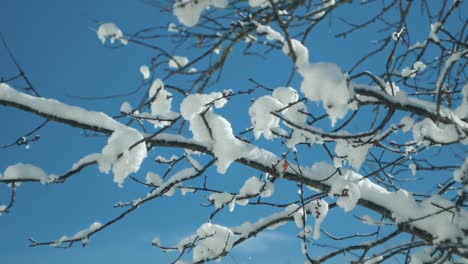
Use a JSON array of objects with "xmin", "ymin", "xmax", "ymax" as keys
[{"xmin": 0, "ymin": 0, "xmax": 467, "ymax": 263}]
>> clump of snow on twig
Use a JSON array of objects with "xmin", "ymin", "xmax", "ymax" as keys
[
  {"xmin": 180, "ymin": 92, "xmax": 257, "ymax": 173},
  {"xmin": 329, "ymin": 175, "xmax": 361, "ymax": 212},
  {"xmin": 306, "ymin": 199, "xmax": 328, "ymax": 240},
  {"xmin": 96, "ymin": 22, "xmax": 127, "ymax": 45},
  {"xmin": 53, "ymin": 222, "xmax": 102, "ymax": 247},
  {"xmin": 1, "ymin": 163, "xmax": 55, "ymax": 184},
  {"xmin": 240, "ymin": 176, "xmax": 274, "ymax": 198},
  {"xmin": 148, "ymin": 79, "xmax": 178, "ymax": 127},
  {"xmin": 168, "ymin": 56, "xmax": 189, "ymax": 70},
  {"xmin": 173, "ymin": 0, "xmax": 228, "ymax": 27},
  {"xmin": 334, "ymin": 139, "xmax": 372, "ymax": 170},
  {"xmin": 97, "ymin": 128, "xmax": 147, "ymax": 187},
  {"xmin": 139, "ymin": 65, "xmax": 150, "ymax": 79},
  {"xmin": 177, "ymin": 222, "xmax": 235, "ymax": 262}
]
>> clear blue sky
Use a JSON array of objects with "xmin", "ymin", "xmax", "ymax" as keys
[{"xmin": 0, "ymin": 1, "xmax": 456, "ymax": 263}]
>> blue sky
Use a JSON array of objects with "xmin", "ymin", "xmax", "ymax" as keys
[{"xmin": 1, "ymin": 1, "xmax": 463, "ymax": 263}]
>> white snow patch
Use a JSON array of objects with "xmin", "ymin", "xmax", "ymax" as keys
[
  {"xmin": 256, "ymin": 24, "xmax": 284, "ymax": 42},
  {"xmin": 412, "ymin": 118, "xmax": 460, "ymax": 144},
  {"xmin": 97, "ymin": 128, "xmax": 147, "ymax": 187},
  {"xmin": 455, "ymin": 83, "xmax": 468, "ymax": 119},
  {"xmin": 139, "ymin": 65, "xmax": 150, "ymax": 79},
  {"xmin": 329, "ymin": 175, "xmax": 361, "ymax": 212},
  {"xmin": 72, "ymin": 153, "xmax": 101, "ymax": 170},
  {"xmin": 173, "ymin": 0, "xmax": 228, "ymax": 27},
  {"xmin": 148, "ymin": 79, "xmax": 177, "ymax": 127},
  {"xmin": 334, "ymin": 139, "xmax": 371, "ymax": 170},
  {"xmin": 209, "ymin": 192, "xmax": 235, "ymax": 210},
  {"xmin": 168, "ymin": 56, "xmax": 189, "ymax": 69},
  {"xmin": 168, "ymin": 23, "xmax": 179, "ymax": 32},
  {"xmin": 177, "ymin": 223, "xmax": 234, "ymax": 262},
  {"xmin": 400, "ymin": 116, "xmax": 415, "ymax": 132},
  {"xmin": 1, "ymin": 163, "xmax": 53, "ymax": 184},
  {"xmin": 120, "ymin": 101, "xmax": 132, "ymax": 114},
  {"xmin": 240, "ymin": 176, "xmax": 274, "ymax": 198},
  {"xmin": 429, "ymin": 22, "xmax": 441, "ymax": 43},
  {"xmin": 454, "ymin": 158, "xmax": 467, "ymax": 183},
  {"xmin": 96, "ymin": 23, "xmax": 127, "ymax": 45},
  {"xmin": 53, "ymin": 222, "xmax": 102, "ymax": 246},
  {"xmin": 146, "ymin": 172, "xmax": 163, "ymax": 186},
  {"xmin": 305, "ymin": 199, "xmax": 328, "ymax": 240},
  {"xmin": 298, "ymin": 63, "xmax": 351, "ymax": 126}
]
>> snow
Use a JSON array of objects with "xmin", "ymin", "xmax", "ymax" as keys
[
  {"xmin": 412, "ymin": 118, "xmax": 460, "ymax": 144},
  {"xmin": 139, "ymin": 65, "xmax": 150, "ymax": 79},
  {"xmin": 298, "ymin": 62, "xmax": 351, "ymax": 126},
  {"xmin": 248, "ymin": 0, "xmax": 272, "ymax": 7},
  {"xmin": 96, "ymin": 22, "xmax": 127, "ymax": 45},
  {"xmin": 282, "ymin": 39, "xmax": 309, "ymax": 68},
  {"xmin": 391, "ymin": 27, "xmax": 406, "ymax": 41},
  {"xmin": 429, "ymin": 22, "xmax": 441, "ymax": 43},
  {"xmin": 272, "ymin": 87, "xmax": 299, "ymax": 105},
  {"xmin": 1, "ymin": 163, "xmax": 53, "ymax": 184},
  {"xmin": 305, "ymin": 199, "xmax": 328, "ymax": 240},
  {"xmin": 168, "ymin": 55, "xmax": 189, "ymax": 69},
  {"xmin": 180, "ymin": 92, "xmax": 226, "ymax": 121},
  {"xmin": 329, "ymin": 175, "xmax": 361, "ymax": 212},
  {"xmin": 53, "ymin": 222, "xmax": 102, "ymax": 246},
  {"xmin": 178, "ymin": 223, "xmax": 234, "ymax": 262},
  {"xmin": 314, "ymin": 0, "xmax": 336, "ymax": 19},
  {"xmin": 71, "ymin": 153, "xmax": 101, "ymax": 170},
  {"xmin": 249, "ymin": 95, "xmax": 285, "ymax": 139},
  {"xmin": 209, "ymin": 192, "xmax": 235, "ymax": 210},
  {"xmin": 363, "ymin": 255, "xmax": 383, "ymax": 264},
  {"xmin": 173, "ymin": 0, "xmax": 228, "ymax": 27},
  {"xmin": 180, "ymin": 93, "xmax": 256, "ymax": 173},
  {"xmin": 249, "ymin": 86, "xmax": 298, "ymax": 140},
  {"xmin": 232, "ymin": 204, "xmax": 300, "ymax": 237},
  {"xmin": 168, "ymin": 23, "xmax": 178, "ymax": 32},
  {"xmin": 400, "ymin": 116, "xmax": 415, "ymax": 132},
  {"xmin": 148, "ymin": 79, "xmax": 177, "ymax": 127},
  {"xmin": 146, "ymin": 172, "xmax": 163, "ymax": 186},
  {"xmin": 0, "ymin": 83, "xmax": 127, "ymax": 133},
  {"xmin": 413, "ymin": 61, "xmax": 426, "ymax": 72},
  {"xmin": 97, "ymin": 127, "xmax": 147, "ymax": 187},
  {"xmin": 239, "ymin": 176, "xmax": 274, "ymax": 198},
  {"xmin": 455, "ymin": 83, "xmax": 468, "ymax": 119},
  {"xmin": 436, "ymin": 50, "xmax": 464, "ymax": 92},
  {"xmin": 120, "ymin": 101, "xmax": 132, "ymax": 114},
  {"xmin": 334, "ymin": 139, "xmax": 371, "ymax": 170},
  {"xmin": 384, "ymin": 82, "xmax": 400, "ymax": 96},
  {"xmin": 256, "ymin": 24, "xmax": 284, "ymax": 42},
  {"xmin": 453, "ymin": 158, "xmax": 467, "ymax": 183},
  {"xmin": 409, "ymin": 163, "xmax": 417, "ymax": 176}
]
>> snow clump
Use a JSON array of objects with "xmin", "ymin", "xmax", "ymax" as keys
[
  {"xmin": 329, "ymin": 175, "xmax": 361, "ymax": 212},
  {"xmin": 168, "ymin": 56, "xmax": 189, "ymax": 69},
  {"xmin": 148, "ymin": 79, "xmax": 178, "ymax": 127},
  {"xmin": 306, "ymin": 199, "xmax": 329, "ymax": 240},
  {"xmin": 1, "ymin": 163, "xmax": 54, "ymax": 184},
  {"xmin": 240, "ymin": 176, "xmax": 274, "ymax": 198},
  {"xmin": 180, "ymin": 92, "xmax": 256, "ymax": 174},
  {"xmin": 249, "ymin": 86, "xmax": 299, "ymax": 140},
  {"xmin": 173, "ymin": 0, "xmax": 228, "ymax": 27},
  {"xmin": 96, "ymin": 23, "xmax": 127, "ymax": 45},
  {"xmin": 97, "ymin": 128, "xmax": 147, "ymax": 187},
  {"xmin": 177, "ymin": 223, "xmax": 235, "ymax": 262},
  {"xmin": 139, "ymin": 65, "xmax": 150, "ymax": 79},
  {"xmin": 334, "ymin": 139, "xmax": 372, "ymax": 170}
]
